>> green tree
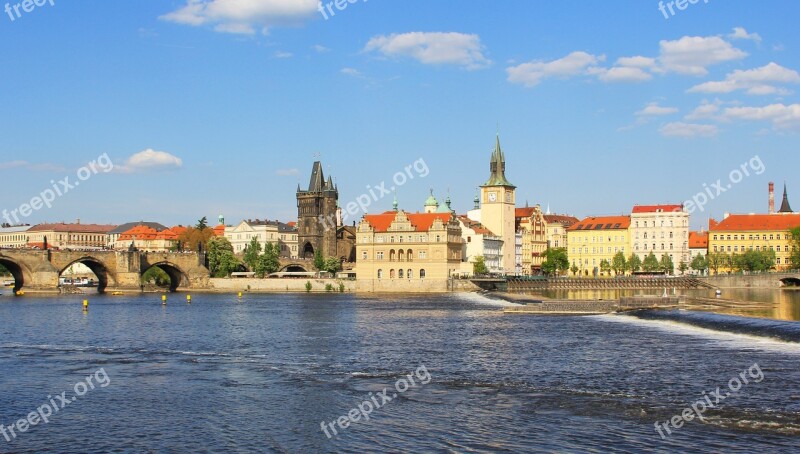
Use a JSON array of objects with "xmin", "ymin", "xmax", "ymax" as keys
[
  {"xmin": 255, "ymin": 243, "xmax": 281, "ymax": 277},
  {"xmin": 243, "ymin": 237, "xmax": 262, "ymax": 271},
  {"xmin": 691, "ymin": 253, "xmax": 708, "ymax": 275},
  {"xmin": 322, "ymin": 257, "xmax": 342, "ymax": 274},
  {"xmin": 611, "ymin": 252, "xmax": 627, "ymax": 276},
  {"xmin": 707, "ymin": 252, "xmax": 725, "ymax": 275},
  {"xmin": 207, "ymin": 237, "xmax": 242, "ymax": 277},
  {"xmin": 678, "ymin": 260, "xmax": 689, "ymax": 275},
  {"xmin": 570, "ymin": 264, "xmax": 579, "ymax": 276},
  {"xmin": 659, "ymin": 254, "xmax": 674, "ymax": 275},
  {"xmin": 313, "ymin": 250, "xmax": 325, "ymax": 271},
  {"xmin": 789, "ymin": 227, "xmax": 800, "ymax": 270},
  {"xmin": 737, "ymin": 249, "xmax": 776, "ymax": 273},
  {"xmin": 599, "ymin": 259, "xmax": 611, "ymax": 276},
  {"xmin": 642, "ymin": 252, "xmax": 659, "ymax": 272},
  {"xmin": 541, "ymin": 248, "xmax": 569, "ymax": 276},
  {"xmin": 196, "ymin": 216, "xmax": 209, "ymax": 231},
  {"xmin": 0, "ymin": 263, "xmax": 9, "ymax": 276},
  {"xmin": 473, "ymin": 256, "xmax": 488, "ymax": 275},
  {"xmin": 141, "ymin": 266, "xmax": 171, "ymax": 287},
  {"xmin": 627, "ymin": 253, "xmax": 642, "ymax": 273}
]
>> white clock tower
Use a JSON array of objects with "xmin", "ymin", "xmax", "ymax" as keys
[{"xmin": 480, "ymin": 135, "xmax": 516, "ymax": 273}]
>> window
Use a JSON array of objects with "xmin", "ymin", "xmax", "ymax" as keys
[
  {"xmin": 398, "ymin": 269, "xmax": 404, "ymax": 279},
  {"xmin": 390, "ymin": 269, "xmax": 396, "ymax": 279},
  {"xmin": 377, "ymin": 251, "xmax": 384, "ymax": 260},
  {"xmin": 407, "ymin": 249, "xmax": 413, "ymax": 262},
  {"xmin": 362, "ymin": 251, "xmax": 368, "ymax": 260},
  {"xmin": 377, "ymin": 269, "xmax": 383, "ymax": 279},
  {"xmin": 408, "ymin": 269, "xmax": 413, "ymax": 279},
  {"xmin": 420, "ymin": 269, "xmax": 426, "ymax": 279},
  {"xmin": 419, "ymin": 251, "xmax": 427, "ymax": 259}
]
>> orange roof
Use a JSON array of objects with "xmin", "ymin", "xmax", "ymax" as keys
[
  {"xmin": 689, "ymin": 231, "xmax": 708, "ymax": 249},
  {"xmin": 213, "ymin": 224, "xmax": 226, "ymax": 236},
  {"xmin": 515, "ymin": 207, "xmax": 535, "ymax": 218},
  {"xmin": 286, "ymin": 221, "xmax": 296, "ymax": 228},
  {"xmin": 118, "ymin": 225, "xmax": 159, "ymax": 241},
  {"xmin": 363, "ymin": 211, "xmax": 452, "ymax": 233},
  {"xmin": 710, "ymin": 213, "xmax": 800, "ymax": 232},
  {"xmin": 155, "ymin": 226, "xmax": 188, "ymax": 241},
  {"xmin": 544, "ymin": 214, "xmax": 579, "ymax": 227},
  {"xmin": 632, "ymin": 204, "xmax": 683, "ymax": 214},
  {"xmin": 568, "ymin": 215, "xmax": 631, "ymax": 231},
  {"xmin": 457, "ymin": 216, "xmax": 497, "ymax": 236}
]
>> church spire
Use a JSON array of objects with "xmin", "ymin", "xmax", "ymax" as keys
[
  {"xmin": 779, "ymin": 183, "xmax": 793, "ymax": 213},
  {"xmin": 483, "ymin": 134, "xmax": 515, "ymax": 188}
]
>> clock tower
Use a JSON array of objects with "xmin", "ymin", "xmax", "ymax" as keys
[{"xmin": 480, "ymin": 135, "xmax": 517, "ymax": 273}]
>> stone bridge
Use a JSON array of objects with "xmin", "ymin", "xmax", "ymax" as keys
[{"xmin": 0, "ymin": 249, "xmax": 210, "ymax": 293}]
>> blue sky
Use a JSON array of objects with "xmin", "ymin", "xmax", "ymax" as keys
[{"xmin": 0, "ymin": 0, "xmax": 798, "ymax": 230}]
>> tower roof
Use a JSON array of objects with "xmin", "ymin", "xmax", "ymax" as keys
[
  {"xmin": 302, "ymin": 161, "xmax": 336, "ymax": 193},
  {"xmin": 424, "ymin": 189, "xmax": 439, "ymax": 207},
  {"xmin": 779, "ymin": 183, "xmax": 793, "ymax": 213},
  {"xmin": 482, "ymin": 134, "xmax": 515, "ymax": 188}
]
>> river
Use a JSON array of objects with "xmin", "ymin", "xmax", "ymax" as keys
[{"xmin": 0, "ymin": 293, "xmax": 798, "ymax": 453}]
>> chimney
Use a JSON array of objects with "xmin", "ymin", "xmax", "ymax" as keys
[{"xmin": 769, "ymin": 182, "xmax": 775, "ymax": 214}]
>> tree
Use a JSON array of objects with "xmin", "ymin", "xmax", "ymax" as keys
[
  {"xmin": 627, "ymin": 253, "xmax": 642, "ymax": 273},
  {"xmin": 207, "ymin": 237, "xmax": 242, "ymax": 277},
  {"xmin": 141, "ymin": 266, "xmax": 171, "ymax": 287},
  {"xmin": 707, "ymin": 252, "xmax": 725, "ymax": 275},
  {"xmin": 313, "ymin": 250, "xmax": 325, "ymax": 271},
  {"xmin": 255, "ymin": 243, "xmax": 281, "ymax": 277},
  {"xmin": 611, "ymin": 252, "xmax": 627, "ymax": 276},
  {"xmin": 243, "ymin": 237, "xmax": 262, "ymax": 271},
  {"xmin": 473, "ymin": 256, "xmax": 488, "ymax": 275},
  {"xmin": 570, "ymin": 264, "xmax": 579, "ymax": 276},
  {"xmin": 678, "ymin": 261, "xmax": 689, "ymax": 275},
  {"xmin": 0, "ymin": 263, "xmax": 9, "ymax": 276},
  {"xmin": 196, "ymin": 216, "xmax": 209, "ymax": 231},
  {"xmin": 642, "ymin": 252, "xmax": 659, "ymax": 272},
  {"xmin": 737, "ymin": 249, "xmax": 776, "ymax": 273},
  {"xmin": 789, "ymin": 227, "xmax": 800, "ymax": 270},
  {"xmin": 599, "ymin": 259, "xmax": 611, "ymax": 276},
  {"xmin": 541, "ymin": 248, "xmax": 569, "ymax": 276},
  {"xmin": 690, "ymin": 253, "xmax": 708, "ymax": 275},
  {"xmin": 177, "ymin": 226, "xmax": 215, "ymax": 252},
  {"xmin": 659, "ymin": 254, "xmax": 674, "ymax": 275},
  {"xmin": 323, "ymin": 257, "xmax": 342, "ymax": 274}
]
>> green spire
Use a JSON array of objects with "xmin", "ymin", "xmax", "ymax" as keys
[
  {"xmin": 392, "ymin": 193, "xmax": 399, "ymax": 211},
  {"xmin": 483, "ymin": 134, "xmax": 515, "ymax": 188},
  {"xmin": 424, "ymin": 189, "xmax": 439, "ymax": 208}
]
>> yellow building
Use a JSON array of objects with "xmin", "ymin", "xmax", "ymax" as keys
[
  {"xmin": 544, "ymin": 214, "xmax": 579, "ymax": 249},
  {"xmin": 27, "ymin": 222, "xmax": 117, "ymax": 250},
  {"xmin": 356, "ymin": 210, "xmax": 463, "ymax": 292},
  {"xmin": 567, "ymin": 216, "xmax": 631, "ymax": 276},
  {"xmin": 709, "ymin": 213, "xmax": 800, "ymax": 271},
  {"xmin": 515, "ymin": 206, "xmax": 547, "ymax": 274}
]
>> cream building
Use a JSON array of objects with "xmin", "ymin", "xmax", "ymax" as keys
[
  {"xmin": 630, "ymin": 204, "xmax": 690, "ymax": 273},
  {"xmin": 457, "ymin": 216, "xmax": 503, "ymax": 275},
  {"xmin": 0, "ymin": 225, "xmax": 31, "ymax": 248},
  {"xmin": 516, "ymin": 206, "xmax": 548, "ymax": 275},
  {"xmin": 27, "ymin": 222, "xmax": 117, "ymax": 250},
  {"xmin": 545, "ymin": 214, "xmax": 579, "ymax": 249},
  {"xmin": 473, "ymin": 135, "xmax": 517, "ymax": 273},
  {"xmin": 356, "ymin": 209, "xmax": 463, "ymax": 292},
  {"xmin": 225, "ymin": 219, "xmax": 298, "ymax": 258},
  {"xmin": 567, "ymin": 216, "xmax": 631, "ymax": 276}
]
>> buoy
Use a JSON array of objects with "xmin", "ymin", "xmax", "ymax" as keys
[
  {"xmin": 186, "ymin": 295, "xmax": 192, "ymax": 304},
  {"xmin": 83, "ymin": 299, "xmax": 89, "ymax": 311},
  {"xmin": 162, "ymin": 294, "xmax": 167, "ymax": 305},
  {"xmin": 238, "ymin": 292, "xmax": 243, "ymax": 299}
]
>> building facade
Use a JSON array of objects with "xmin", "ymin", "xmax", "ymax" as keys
[
  {"xmin": 457, "ymin": 216, "xmax": 503, "ymax": 275},
  {"xmin": 115, "ymin": 225, "xmax": 188, "ymax": 252},
  {"xmin": 544, "ymin": 214, "xmax": 579, "ymax": 249},
  {"xmin": 225, "ymin": 219, "xmax": 298, "ymax": 258},
  {"xmin": 630, "ymin": 204, "xmax": 690, "ymax": 273},
  {"xmin": 477, "ymin": 135, "xmax": 517, "ymax": 273},
  {"xmin": 356, "ymin": 210, "xmax": 463, "ymax": 292},
  {"xmin": 297, "ymin": 161, "xmax": 339, "ymax": 259},
  {"xmin": 709, "ymin": 213, "xmax": 800, "ymax": 271},
  {"xmin": 27, "ymin": 223, "xmax": 117, "ymax": 250},
  {"xmin": 567, "ymin": 216, "xmax": 631, "ymax": 276},
  {"xmin": 516, "ymin": 205, "xmax": 548, "ymax": 275},
  {"xmin": 688, "ymin": 230, "xmax": 709, "ymax": 275},
  {"xmin": 0, "ymin": 225, "xmax": 31, "ymax": 248}
]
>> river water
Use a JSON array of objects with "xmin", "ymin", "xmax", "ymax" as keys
[{"xmin": 0, "ymin": 293, "xmax": 798, "ymax": 453}]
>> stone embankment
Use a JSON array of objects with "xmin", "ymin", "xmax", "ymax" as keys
[{"xmin": 500, "ymin": 294, "xmax": 682, "ymax": 315}]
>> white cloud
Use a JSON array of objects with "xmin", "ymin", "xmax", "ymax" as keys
[
  {"xmin": 658, "ymin": 36, "xmax": 747, "ymax": 76},
  {"xmin": 275, "ymin": 168, "xmax": 299, "ymax": 176},
  {"xmin": 685, "ymin": 100, "xmax": 722, "ymax": 120},
  {"xmin": 274, "ymin": 50, "xmax": 293, "ymax": 58},
  {"xmin": 688, "ymin": 62, "xmax": 799, "ymax": 95},
  {"xmin": 659, "ymin": 122, "xmax": 718, "ymax": 138},
  {"xmin": 595, "ymin": 66, "xmax": 652, "ymax": 82},
  {"xmin": 364, "ymin": 32, "xmax": 491, "ymax": 70},
  {"xmin": 115, "ymin": 149, "xmax": 183, "ymax": 173},
  {"xmin": 160, "ymin": 0, "xmax": 318, "ymax": 35},
  {"xmin": 729, "ymin": 27, "xmax": 762, "ymax": 43},
  {"xmin": 313, "ymin": 44, "xmax": 330, "ymax": 53},
  {"xmin": 507, "ymin": 51, "xmax": 605, "ymax": 87},
  {"xmin": 340, "ymin": 67, "xmax": 364, "ymax": 78},
  {"xmin": 722, "ymin": 103, "xmax": 800, "ymax": 130},
  {"xmin": 616, "ymin": 56, "xmax": 656, "ymax": 68},
  {"xmin": 636, "ymin": 102, "xmax": 678, "ymax": 116}
]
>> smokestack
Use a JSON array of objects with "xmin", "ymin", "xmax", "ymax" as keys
[{"xmin": 769, "ymin": 182, "xmax": 775, "ymax": 214}]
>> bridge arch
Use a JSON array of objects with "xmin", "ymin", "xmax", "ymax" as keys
[
  {"xmin": 0, "ymin": 256, "xmax": 30, "ymax": 293},
  {"xmin": 141, "ymin": 262, "xmax": 190, "ymax": 292},
  {"xmin": 59, "ymin": 257, "xmax": 115, "ymax": 293},
  {"xmin": 280, "ymin": 263, "xmax": 310, "ymax": 273},
  {"xmin": 780, "ymin": 277, "xmax": 800, "ymax": 287}
]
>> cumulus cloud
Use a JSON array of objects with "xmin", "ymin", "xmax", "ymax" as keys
[
  {"xmin": 659, "ymin": 122, "xmax": 718, "ymax": 138},
  {"xmin": 722, "ymin": 103, "xmax": 800, "ymax": 130},
  {"xmin": 507, "ymin": 51, "xmax": 605, "ymax": 87},
  {"xmin": 636, "ymin": 102, "xmax": 678, "ymax": 116},
  {"xmin": 657, "ymin": 36, "xmax": 747, "ymax": 76},
  {"xmin": 364, "ymin": 32, "xmax": 491, "ymax": 70},
  {"xmin": 688, "ymin": 62, "xmax": 800, "ymax": 95},
  {"xmin": 729, "ymin": 27, "xmax": 762, "ymax": 43},
  {"xmin": 160, "ymin": 0, "xmax": 319, "ymax": 35},
  {"xmin": 592, "ymin": 56, "xmax": 655, "ymax": 82},
  {"xmin": 340, "ymin": 67, "xmax": 364, "ymax": 78},
  {"xmin": 685, "ymin": 100, "xmax": 722, "ymax": 120},
  {"xmin": 115, "ymin": 149, "xmax": 183, "ymax": 173}
]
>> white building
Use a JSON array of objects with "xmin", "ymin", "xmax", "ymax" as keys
[
  {"xmin": 225, "ymin": 219, "xmax": 298, "ymax": 258},
  {"xmin": 0, "ymin": 225, "xmax": 31, "ymax": 248},
  {"xmin": 457, "ymin": 216, "xmax": 503, "ymax": 275},
  {"xmin": 630, "ymin": 204, "xmax": 690, "ymax": 273}
]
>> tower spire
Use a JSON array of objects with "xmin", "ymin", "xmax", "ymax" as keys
[
  {"xmin": 779, "ymin": 182, "xmax": 793, "ymax": 213},
  {"xmin": 483, "ymin": 134, "xmax": 515, "ymax": 188}
]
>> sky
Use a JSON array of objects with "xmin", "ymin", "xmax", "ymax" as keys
[{"xmin": 0, "ymin": 0, "xmax": 798, "ymax": 231}]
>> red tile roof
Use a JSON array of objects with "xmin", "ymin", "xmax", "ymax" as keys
[
  {"xmin": 457, "ymin": 216, "xmax": 497, "ymax": 236},
  {"xmin": 567, "ymin": 215, "xmax": 631, "ymax": 231},
  {"xmin": 515, "ymin": 207, "xmax": 535, "ymax": 218},
  {"xmin": 213, "ymin": 224, "xmax": 226, "ymax": 236},
  {"xmin": 710, "ymin": 214, "xmax": 800, "ymax": 232},
  {"xmin": 689, "ymin": 231, "xmax": 708, "ymax": 249},
  {"xmin": 544, "ymin": 214, "xmax": 579, "ymax": 227},
  {"xmin": 632, "ymin": 204, "xmax": 683, "ymax": 214},
  {"xmin": 29, "ymin": 223, "xmax": 117, "ymax": 233},
  {"xmin": 118, "ymin": 225, "xmax": 159, "ymax": 241},
  {"xmin": 363, "ymin": 211, "xmax": 453, "ymax": 233}
]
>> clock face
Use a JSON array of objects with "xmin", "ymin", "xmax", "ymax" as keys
[{"xmin": 488, "ymin": 192, "xmax": 497, "ymax": 202}]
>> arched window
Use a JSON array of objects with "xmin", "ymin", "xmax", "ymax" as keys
[
  {"xmin": 398, "ymin": 269, "xmax": 404, "ymax": 278},
  {"xmin": 377, "ymin": 269, "xmax": 383, "ymax": 279},
  {"xmin": 389, "ymin": 249, "xmax": 396, "ymax": 262},
  {"xmin": 407, "ymin": 249, "xmax": 413, "ymax": 261},
  {"xmin": 408, "ymin": 269, "xmax": 413, "ymax": 279},
  {"xmin": 390, "ymin": 269, "xmax": 395, "ymax": 279},
  {"xmin": 420, "ymin": 269, "xmax": 426, "ymax": 279},
  {"xmin": 398, "ymin": 250, "xmax": 405, "ymax": 262}
]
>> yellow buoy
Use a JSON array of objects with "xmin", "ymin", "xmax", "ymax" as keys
[
  {"xmin": 186, "ymin": 295, "xmax": 192, "ymax": 304},
  {"xmin": 238, "ymin": 292, "xmax": 243, "ymax": 299},
  {"xmin": 162, "ymin": 294, "xmax": 167, "ymax": 305},
  {"xmin": 83, "ymin": 299, "xmax": 89, "ymax": 311}
]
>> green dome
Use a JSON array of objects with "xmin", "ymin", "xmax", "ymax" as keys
[{"xmin": 424, "ymin": 190, "xmax": 439, "ymax": 207}]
